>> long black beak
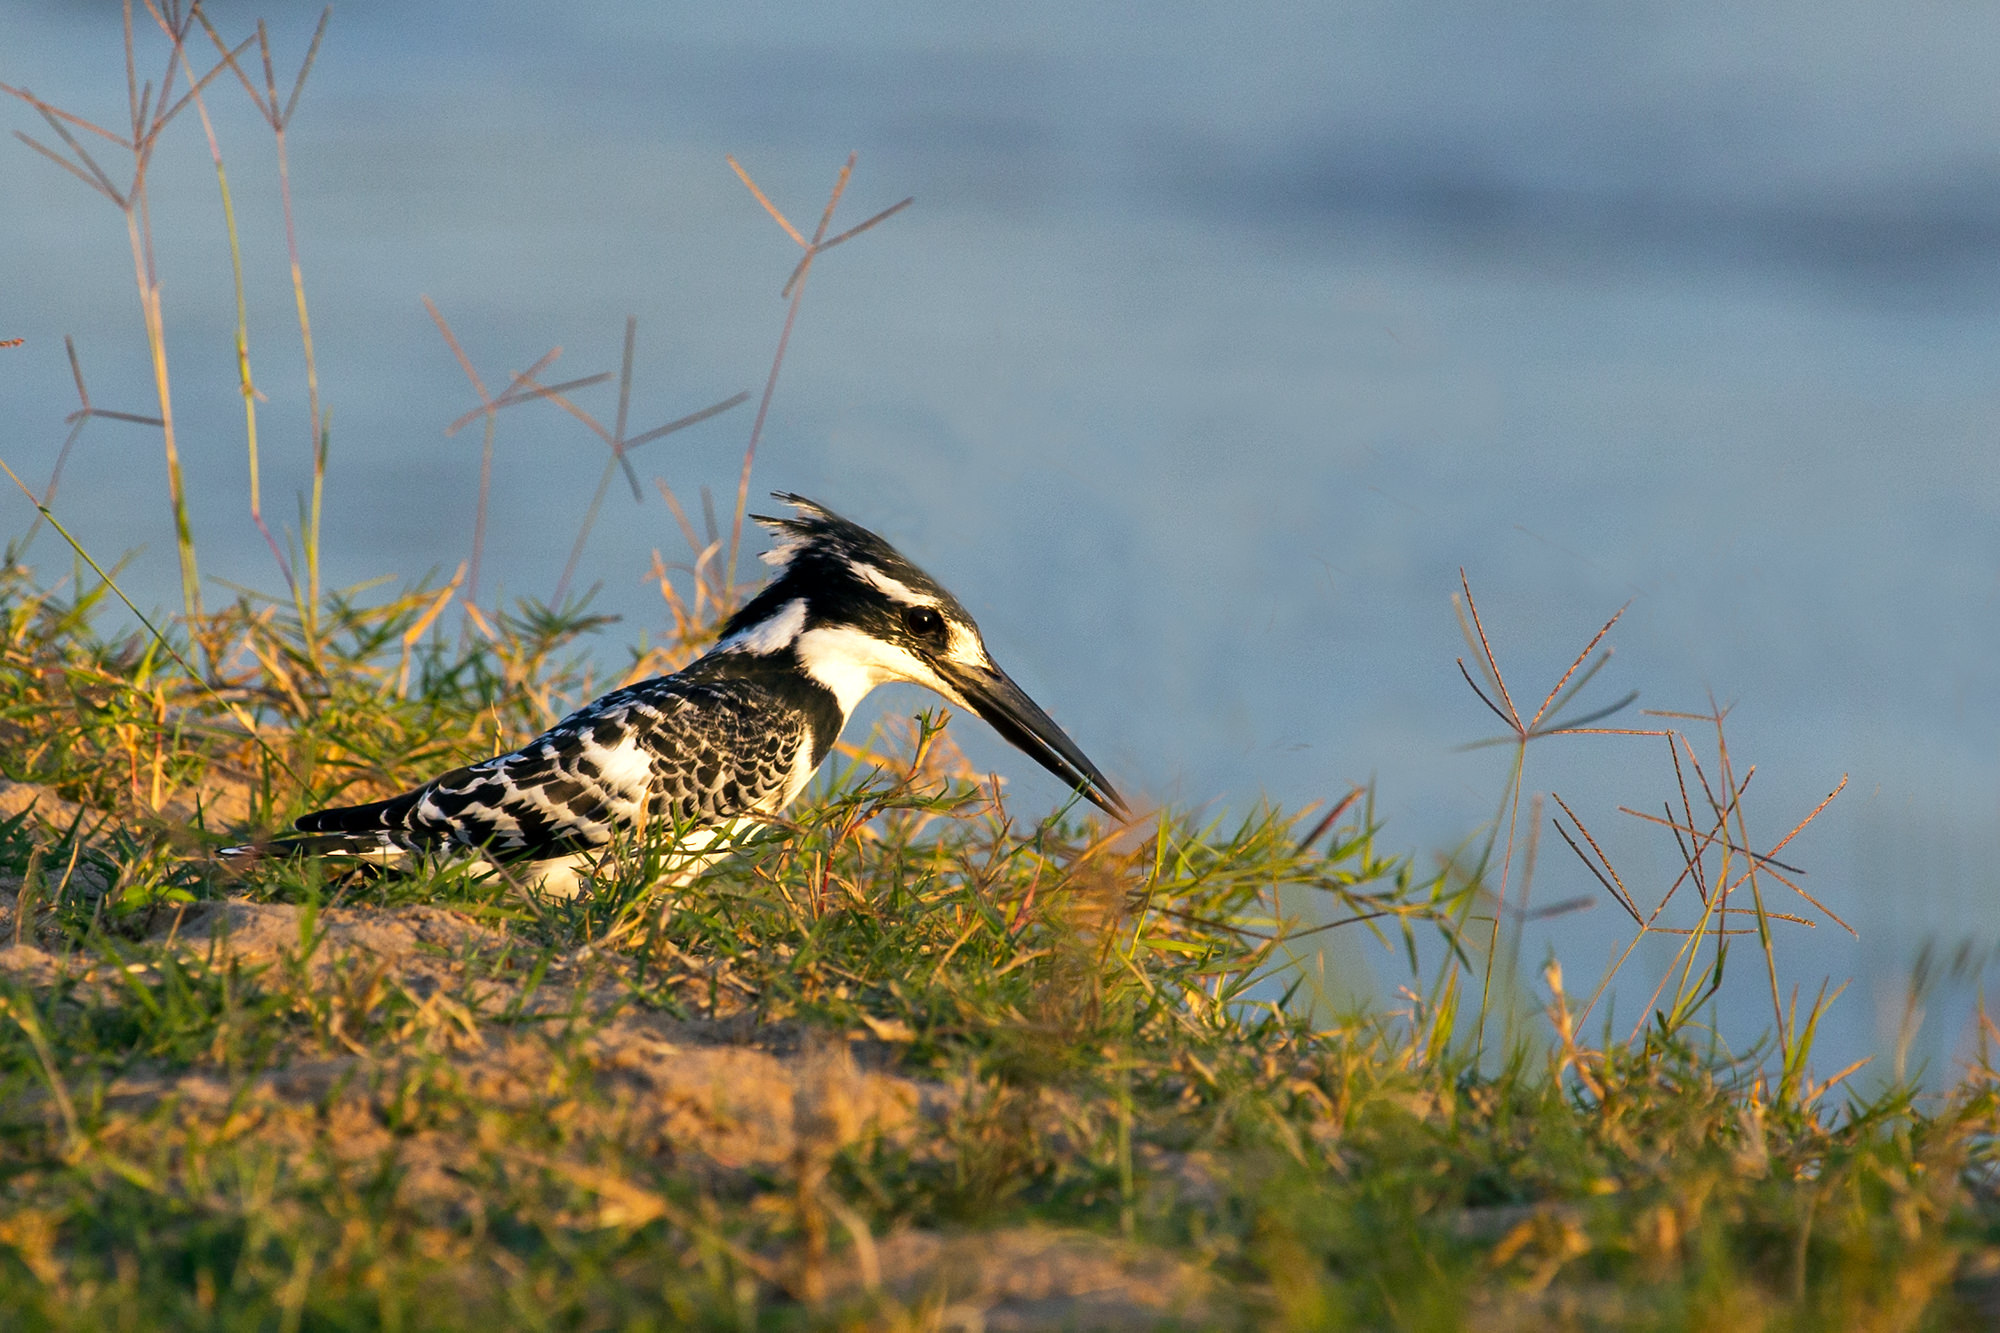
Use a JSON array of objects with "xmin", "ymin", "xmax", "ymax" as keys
[{"xmin": 937, "ymin": 658, "xmax": 1128, "ymax": 818}]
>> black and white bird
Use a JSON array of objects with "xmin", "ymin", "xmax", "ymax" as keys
[{"xmin": 225, "ymin": 494, "xmax": 1125, "ymax": 895}]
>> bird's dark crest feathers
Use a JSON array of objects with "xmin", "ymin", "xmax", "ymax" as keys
[
  {"xmin": 724, "ymin": 493, "xmax": 965, "ymax": 641},
  {"xmin": 749, "ymin": 493, "xmax": 903, "ymax": 576}
]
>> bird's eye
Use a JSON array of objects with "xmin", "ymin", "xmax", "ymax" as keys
[{"xmin": 903, "ymin": 606, "xmax": 945, "ymax": 641}]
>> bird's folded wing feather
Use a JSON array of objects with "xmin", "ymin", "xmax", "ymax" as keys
[{"xmin": 295, "ymin": 678, "xmax": 817, "ymax": 861}]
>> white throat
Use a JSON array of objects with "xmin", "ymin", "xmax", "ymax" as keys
[{"xmin": 792, "ymin": 624, "xmax": 951, "ymax": 717}]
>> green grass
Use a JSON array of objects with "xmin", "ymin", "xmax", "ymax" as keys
[
  {"xmin": 0, "ymin": 538, "xmax": 1994, "ymax": 1330},
  {"xmin": 5, "ymin": 6, "xmax": 2000, "ymax": 1328}
]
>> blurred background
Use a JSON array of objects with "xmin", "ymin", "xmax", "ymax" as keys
[{"xmin": 2, "ymin": 1, "xmax": 1996, "ymax": 1080}]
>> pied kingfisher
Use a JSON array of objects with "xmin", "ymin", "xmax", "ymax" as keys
[{"xmin": 225, "ymin": 494, "xmax": 1125, "ymax": 895}]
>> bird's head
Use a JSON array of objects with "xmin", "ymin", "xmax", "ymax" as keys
[{"xmin": 713, "ymin": 493, "xmax": 1127, "ymax": 817}]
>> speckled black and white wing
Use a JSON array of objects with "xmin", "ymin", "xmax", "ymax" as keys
[{"xmin": 290, "ymin": 666, "xmax": 840, "ymax": 863}]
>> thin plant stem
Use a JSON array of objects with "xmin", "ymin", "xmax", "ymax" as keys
[
  {"xmin": 122, "ymin": 43, "xmax": 203, "ymax": 647},
  {"xmin": 1475, "ymin": 743, "xmax": 1527, "ymax": 1060},
  {"xmin": 723, "ymin": 154, "xmax": 911, "ymax": 592},
  {"xmin": 473, "ymin": 411, "xmax": 496, "ymax": 603},
  {"xmin": 178, "ymin": 40, "xmax": 293, "ymax": 594},
  {"xmin": 276, "ymin": 105, "xmax": 322, "ymax": 640},
  {"xmin": 202, "ymin": 9, "xmax": 331, "ymax": 649},
  {"xmin": 731, "ymin": 275, "xmax": 810, "ymax": 594},
  {"xmin": 20, "ymin": 338, "xmax": 163, "ymax": 552},
  {"xmin": 6, "ymin": 3, "xmax": 252, "ymax": 664}
]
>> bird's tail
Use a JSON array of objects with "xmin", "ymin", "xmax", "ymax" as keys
[
  {"xmin": 216, "ymin": 831, "xmax": 405, "ymax": 865},
  {"xmin": 217, "ymin": 789, "xmax": 427, "ymax": 866}
]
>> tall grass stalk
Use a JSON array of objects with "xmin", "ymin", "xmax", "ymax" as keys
[
  {"xmin": 422, "ymin": 302, "xmax": 746, "ymax": 610},
  {"xmin": 1450, "ymin": 574, "xmax": 1856, "ymax": 1105},
  {"xmin": 176, "ymin": 31, "xmax": 293, "ymax": 597},
  {"xmin": 201, "ymin": 10, "xmax": 331, "ymax": 640},
  {"xmin": 12, "ymin": 339, "xmax": 165, "ymax": 558},
  {"xmin": 2, "ymin": 1, "xmax": 246, "ymax": 646},
  {"xmin": 1451, "ymin": 574, "xmax": 1643, "ymax": 1056},
  {"xmin": 723, "ymin": 154, "xmax": 912, "ymax": 590},
  {"xmin": 422, "ymin": 299, "xmax": 566, "ymax": 606}
]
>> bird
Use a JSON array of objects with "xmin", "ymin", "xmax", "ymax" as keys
[{"xmin": 223, "ymin": 494, "xmax": 1126, "ymax": 896}]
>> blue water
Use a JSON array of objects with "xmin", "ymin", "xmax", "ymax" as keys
[{"xmin": 3, "ymin": 1, "xmax": 1998, "ymax": 1082}]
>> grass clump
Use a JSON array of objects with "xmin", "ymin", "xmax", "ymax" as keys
[
  {"xmin": 0, "ymin": 547, "xmax": 1995, "ymax": 1331},
  {"xmin": 6, "ymin": 6, "xmax": 2000, "ymax": 1329}
]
